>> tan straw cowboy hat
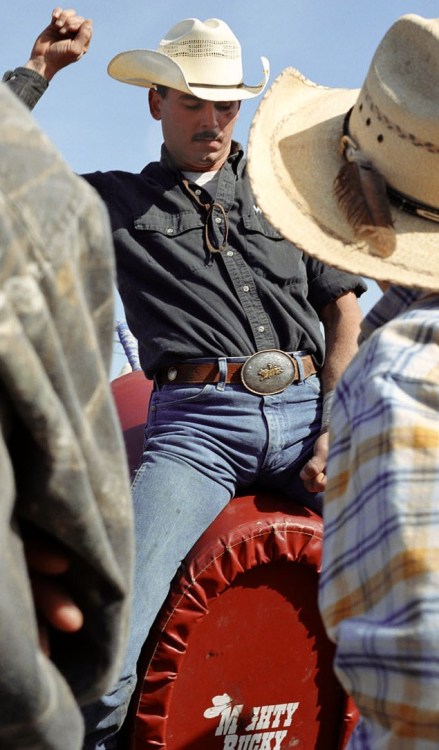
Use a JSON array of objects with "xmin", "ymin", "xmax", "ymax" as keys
[
  {"xmin": 108, "ymin": 18, "xmax": 270, "ymax": 102},
  {"xmin": 247, "ymin": 14, "xmax": 439, "ymax": 290}
]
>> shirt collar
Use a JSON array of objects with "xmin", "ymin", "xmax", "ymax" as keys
[
  {"xmin": 159, "ymin": 141, "xmax": 244, "ymax": 177},
  {"xmin": 360, "ymin": 285, "xmax": 425, "ymax": 343}
]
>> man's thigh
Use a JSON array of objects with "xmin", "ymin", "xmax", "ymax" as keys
[{"xmin": 127, "ymin": 452, "xmax": 233, "ymax": 661}]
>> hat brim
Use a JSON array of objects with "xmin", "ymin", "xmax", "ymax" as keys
[
  {"xmin": 108, "ymin": 49, "xmax": 268, "ymax": 101},
  {"xmin": 248, "ymin": 67, "xmax": 439, "ymax": 290}
]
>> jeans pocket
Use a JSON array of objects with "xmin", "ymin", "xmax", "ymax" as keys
[
  {"xmin": 303, "ymin": 373, "xmax": 321, "ymax": 397},
  {"xmin": 153, "ymin": 383, "xmax": 213, "ymax": 408}
]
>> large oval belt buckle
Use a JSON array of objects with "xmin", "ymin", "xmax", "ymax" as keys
[{"xmin": 240, "ymin": 350, "xmax": 297, "ymax": 395}]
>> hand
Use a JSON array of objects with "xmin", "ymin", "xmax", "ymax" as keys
[
  {"xmin": 299, "ymin": 429, "xmax": 329, "ymax": 493},
  {"xmin": 25, "ymin": 7, "xmax": 93, "ymax": 81},
  {"xmin": 24, "ymin": 536, "xmax": 84, "ymax": 655}
]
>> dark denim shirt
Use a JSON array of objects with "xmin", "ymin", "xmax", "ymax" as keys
[
  {"xmin": 5, "ymin": 68, "xmax": 367, "ymax": 377},
  {"xmin": 85, "ymin": 147, "xmax": 366, "ymax": 375}
]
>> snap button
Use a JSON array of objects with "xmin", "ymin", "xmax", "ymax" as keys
[
  {"xmin": 166, "ymin": 228, "xmax": 174, "ymax": 235},
  {"xmin": 167, "ymin": 367, "xmax": 178, "ymax": 381}
]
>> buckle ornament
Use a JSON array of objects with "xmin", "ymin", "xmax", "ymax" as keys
[{"xmin": 240, "ymin": 350, "xmax": 297, "ymax": 395}]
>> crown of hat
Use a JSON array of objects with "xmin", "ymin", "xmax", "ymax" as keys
[
  {"xmin": 156, "ymin": 18, "xmax": 244, "ymax": 86},
  {"xmin": 107, "ymin": 17, "xmax": 269, "ymax": 101},
  {"xmin": 349, "ymin": 14, "xmax": 439, "ymax": 206}
]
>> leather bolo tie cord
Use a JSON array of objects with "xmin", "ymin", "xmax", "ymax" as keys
[{"xmin": 182, "ymin": 179, "xmax": 229, "ymax": 254}]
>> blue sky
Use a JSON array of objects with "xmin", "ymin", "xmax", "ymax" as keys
[{"xmin": 2, "ymin": 1, "xmax": 436, "ymax": 376}]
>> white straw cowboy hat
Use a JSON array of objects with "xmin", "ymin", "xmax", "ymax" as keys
[
  {"xmin": 108, "ymin": 18, "xmax": 270, "ymax": 102},
  {"xmin": 247, "ymin": 14, "xmax": 439, "ymax": 290}
]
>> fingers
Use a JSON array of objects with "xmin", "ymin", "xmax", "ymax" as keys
[
  {"xmin": 300, "ymin": 459, "xmax": 327, "ymax": 493},
  {"xmin": 24, "ymin": 536, "xmax": 84, "ymax": 642},
  {"xmin": 74, "ymin": 19, "xmax": 93, "ymax": 54},
  {"xmin": 31, "ymin": 573, "xmax": 84, "ymax": 633},
  {"xmin": 302, "ymin": 471, "xmax": 327, "ymax": 493},
  {"xmin": 52, "ymin": 8, "xmax": 81, "ymax": 27},
  {"xmin": 26, "ymin": 9, "xmax": 92, "ymax": 82},
  {"xmin": 24, "ymin": 536, "xmax": 70, "ymax": 575},
  {"xmin": 298, "ymin": 428, "xmax": 329, "ymax": 493},
  {"xmin": 51, "ymin": 7, "xmax": 92, "ymax": 39},
  {"xmin": 299, "ymin": 439, "xmax": 327, "ymax": 492},
  {"xmin": 299, "ymin": 456, "xmax": 324, "ymax": 478}
]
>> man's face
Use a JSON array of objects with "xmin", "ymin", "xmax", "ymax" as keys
[{"xmin": 149, "ymin": 88, "xmax": 241, "ymax": 172}]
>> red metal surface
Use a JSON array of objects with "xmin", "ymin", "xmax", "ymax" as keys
[{"xmin": 111, "ymin": 371, "xmax": 359, "ymax": 749}]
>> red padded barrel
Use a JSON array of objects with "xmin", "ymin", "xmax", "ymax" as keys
[
  {"xmin": 111, "ymin": 369, "xmax": 150, "ymax": 476},
  {"xmin": 110, "ymin": 371, "xmax": 358, "ymax": 749}
]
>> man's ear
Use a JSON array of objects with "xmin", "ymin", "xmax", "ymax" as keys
[{"xmin": 148, "ymin": 88, "xmax": 162, "ymax": 121}]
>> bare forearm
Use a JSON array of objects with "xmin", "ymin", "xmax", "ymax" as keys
[
  {"xmin": 299, "ymin": 291, "xmax": 364, "ymax": 494},
  {"xmin": 320, "ymin": 291, "xmax": 364, "ymax": 394}
]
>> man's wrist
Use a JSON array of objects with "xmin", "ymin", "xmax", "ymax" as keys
[{"xmin": 24, "ymin": 58, "xmax": 59, "ymax": 82}]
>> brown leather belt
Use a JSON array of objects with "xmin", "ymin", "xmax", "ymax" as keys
[{"xmin": 156, "ymin": 350, "xmax": 317, "ymax": 396}]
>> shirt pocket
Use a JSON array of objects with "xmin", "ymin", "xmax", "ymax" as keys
[
  {"xmin": 134, "ymin": 209, "xmax": 210, "ymax": 278},
  {"xmin": 241, "ymin": 213, "xmax": 306, "ymax": 285}
]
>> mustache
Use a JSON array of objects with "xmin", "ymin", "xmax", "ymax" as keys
[{"xmin": 192, "ymin": 130, "xmax": 221, "ymax": 142}]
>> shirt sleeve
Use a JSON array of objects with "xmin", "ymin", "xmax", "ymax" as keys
[
  {"xmin": 3, "ymin": 67, "xmax": 48, "ymax": 109},
  {"xmin": 304, "ymin": 253, "xmax": 368, "ymax": 314}
]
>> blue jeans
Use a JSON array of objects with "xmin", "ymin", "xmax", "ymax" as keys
[{"xmin": 83, "ymin": 355, "xmax": 322, "ymax": 749}]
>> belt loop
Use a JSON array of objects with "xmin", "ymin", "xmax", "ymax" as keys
[
  {"xmin": 217, "ymin": 357, "xmax": 227, "ymax": 391},
  {"xmin": 292, "ymin": 352, "xmax": 305, "ymax": 382}
]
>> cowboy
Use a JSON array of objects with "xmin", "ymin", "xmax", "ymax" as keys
[
  {"xmin": 248, "ymin": 12, "xmax": 439, "ymax": 748},
  {"xmin": 4, "ymin": 9, "xmax": 367, "ymax": 748}
]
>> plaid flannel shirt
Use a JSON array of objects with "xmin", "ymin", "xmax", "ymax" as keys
[
  {"xmin": 0, "ymin": 83, "xmax": 133, "ymax": 749},
  {"xmin": 319, "ymin": 285, "xmax": 439, "ymax": 748}
]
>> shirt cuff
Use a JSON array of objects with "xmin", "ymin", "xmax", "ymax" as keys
[{"xmin": 3, "ymin": 67, "xmax": 48, "ymax": 110}]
